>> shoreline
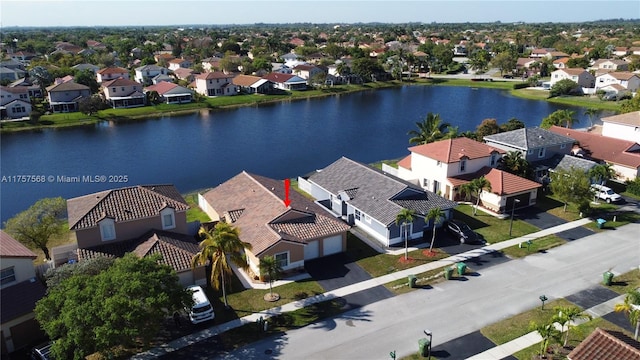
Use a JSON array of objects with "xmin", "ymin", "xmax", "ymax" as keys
[{"xmin": 0, "ymin": 78, "xmax": 621, "ymax": 134}]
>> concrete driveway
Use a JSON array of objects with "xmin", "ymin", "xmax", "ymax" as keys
[{"xmin": 304, "ymin": 253, "xmax": 394, "ymax": 308}]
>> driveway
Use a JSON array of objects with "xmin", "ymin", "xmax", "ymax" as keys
[
  {"xmin": 516, "ymin": 207, "xmax": 594, "ymax": 242},
  {"xmin": 304, "ymin": 253, "xmax": 394, "ymax": 308},
  {"xmin": 425, "ymin": 229, "xmax": 512, "ymax": 269}
]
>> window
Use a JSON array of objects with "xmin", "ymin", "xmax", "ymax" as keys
[
  {"xmin": 355, "ymin": 209, "xmax": 361, "ymax": 221},
  {"xmin": 1, "ymin": 267, "xmax": 16, "ymax": 286},
  {"xmin": 527, "ymin": 149, "xmax": 533, "ymax": 155},
  {"xmin": 538, "ymin": 148, "xmax": 545, "ymax": 158},
  {"xmin": 423, "ymin": 178, "xmax": 429, "ymax": 188},
  {"xmin": 161, "ymin": 208, "xmax": 176, "ymax": 230},
  {"xmin": 112, "ymin": 87, "xmax": 116, "ymax": 92},
  {"xmin": 490, "ymin": 153, "xmax": 497, "ymax": 166},
  {"xmin": 274, "ymin": 252, "xmax": 289, "ymax": 267},
  {"xmin": 99, "ymin": 218, "xmax": 116, "ymax": 241},
  {"xmin": 459, "ymin": 159, "xmax": 466, "ymax": 172}
]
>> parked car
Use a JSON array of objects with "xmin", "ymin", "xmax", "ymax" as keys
[
  {"xmin": 31, "ymin": 341, "xmax": 52, "ymax": 360},
  {"xmin": 186, "ymin": 285, "xmax": 215, "ymax": 324},
  {"xmin": 445, "ymin": 219, "xmax": 484, "ymax": 244},
  {"xmin": 590, "ymin": 184, "xmax": 622, "ymax": 203}
]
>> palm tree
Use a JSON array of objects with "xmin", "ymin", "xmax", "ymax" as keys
[
  {"xmin": 426, "ymin": 207, "xmax": 444, "ymax": 253},
  {"xmin": 498, "ymin": 151, "xmax": 530, "ymax": 178},
  {"xmin": 559, "ymin": 109, "xmax": 578, "ymax": 128},
  {"xmin": 614, "ymin": 290, "xmax": 640, "ymax": 340},
  {"xmin": 530, "ymin": 321, "xmax": 561, "ymax": 357},
  {"xmin": 588, "ymin": 163, "xmax": 615, "ymax": 185},
  {"xmin": 584, "ymin": 108, "xmax": 599, "ymax": 128},
  {"xmin": 258, "ymin": 255, "xmax": 283, "ymax": 301},
  {"xmin": 407, "ymin": 112, "xmax": 451, "ymax": 145},
  {"xmin": 395, "ymin": 208, "xmax": 415, "ymax": 260},
  {"xmin": 191, "ymin": 223, "xmax": 252, "ymax": 308},
  {"xmin": 460, "ymin": 177, "xmax": 492, "ymax": 216},
  {"xmin": 552, "ymin": 306, "xmax": 592, "ymax": 346}
]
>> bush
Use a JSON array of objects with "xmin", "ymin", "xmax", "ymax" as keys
[
  {"xmin": 626, "ymin": 178, "xmax": 640, "ymax": 196},
  {"xmin": 513, "ymin": 83, "xmax": 529, "ymax": 90}
]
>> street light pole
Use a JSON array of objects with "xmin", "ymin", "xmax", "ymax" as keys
[
  {"xmin": 424, "ymin": 329, "xmax": 432, "ymax": 360},
  {"xmin": 509, "ymin": 198, "xmax": 521, "ymax": 237}
]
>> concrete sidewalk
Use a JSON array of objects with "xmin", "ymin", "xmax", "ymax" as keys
[{"xmin": 131, "ymin": 217, "xmax": 594, "ymax": 359}]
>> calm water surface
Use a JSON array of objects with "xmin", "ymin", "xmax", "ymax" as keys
[{"xmin": 0, "ymin": 86, "xmax": 605, "ymax": 222}]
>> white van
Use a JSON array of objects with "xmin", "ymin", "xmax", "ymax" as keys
[
  {"xmin": 591, "ymin": 184, "xmax": 622, "ymax": 203},
  {"xmin": 186, "ymin": 285, "xmax": 215, "ymax": 324}
]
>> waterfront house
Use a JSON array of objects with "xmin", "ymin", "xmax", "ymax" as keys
[
  {"xmin": 134, "ymin": 64, "xmax": 169, "ymax": 86},
  {"xmin": 96, "ymin": 66, "xmax": 129, "ymax": 83},
  {"xmin": 0, "ymin": 86, "xmax": 32, "ymax": 119},
  {"xmin": 45, "ymin": 81, "xmax": 91, "ymax": 113},
  {"xmin": 232, "ymin": 74, "xmax": 272, "ymax": 94},
  {"xmin": 66, "ymin": 185, "xmax": 206, "ymax": 286},
  {"xmin": 292, "ymin": 64, "xmax": 325, "ymax": 82},
  {"xmin": 599, "ymin": 111, "xmax": 640, "ymax": 143},
  {"xmin": 0, "ymin": 231, "xmax": 47, "ymax": 355},
  {"xmin": 101, "ymin": 78, "xmax": 145, "ymax": 109},
  {"xmin": 299, "ymin": 157, "xmax": 457, "ymax": 248},
  {"xmin": 262, "ymin": 73, "xmax": 307, "ymax": 91},
  {"xmin": 144, "ymin": 82, "xmax": 194, "ymax": 104},
  {"xmin": 595, "ymin": 71, "xmax": 640, "ymax": 92},
  {"xmin": 549, "ymin": 68, "xmax": 595, "ymax": 89},
  {"xmin": 194, "ymin": 71, "xmax": 237, "ymax": 97},
  {"xmin": 198, "ymin": 172, "xmax": 350, "ymax": 278}
]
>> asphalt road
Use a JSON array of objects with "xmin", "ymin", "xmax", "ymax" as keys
[{"xmin": 218, "ymin": 222, "xmax": 640, "ymax": 360}]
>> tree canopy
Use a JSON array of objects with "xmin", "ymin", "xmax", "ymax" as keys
[
  {"xmin": 408, "ymin": 112, "xmax": 451, "ymax": 145},
  {"xmin": 35, "ymin": 254, "xmax": 192, "ymax": 360},
  {"xmin": 540, "ymin": 109, "xmax": 578, "ymax": 129},
  {"xmin": 549, "ymin": 167, "xmax": 592, "ymax": 212},
  {"xmin": 4, "ymin": 197, "xmax": 67, "ymax": 260}
]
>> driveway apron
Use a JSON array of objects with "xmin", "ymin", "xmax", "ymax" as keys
[
  {"xmin": 430, "ymin": 331, "xmax": 517, "ymax": 360},
  {"xmin": 517, "ymin": 207, "xmax": 593, "ymax": 242}
]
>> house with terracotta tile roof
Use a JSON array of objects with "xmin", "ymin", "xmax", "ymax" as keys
[
  {"xmin": 0, "ymin": 230, "xmax": 47, "ymax": 354},
  {"xmin": 167, "ymin": 58, "xmax": 193, "ymax": 71},
  {"xmin": 144, "ymin": 82, "xmax": 193, "ymax": 104},
  {"xmin": 300, "ymin": 157, "xmax": 456, "ymax": 247},
  {"xmin": 262, "ymin": 73, "xmax": 307, "ymax": 91},
  {"xmin": 550, "ymin": 68, "xmax": 595, "ymax": 89},
  {"xmin": 567, "ymin": 327, "xmax": 640, "ymax": 360},
  {"xmin": 96, "ymin": 66, "xmax": 129, "ymax": 83},
  {"xmin": 45, "ymin": 81, "xmax": 91, "ymax": 113},
  {"xmin": 194, "ymin": 71, "xmax": 238, "ymax": 97},
  {"xmin": 101, "ymin": 78, "xmax": 145, "ymax": 108},
  {"xmin": 601, "ymin": 111, "xmax": 640, "ymax": 143},
  {"xmin": 66, "ymin": 185, "xmax": 205, "ymax": 285},
  {"xmin": 199, "ymin": 172, "xmax": 350, "ymax": 277},
  {"xmin": 549, "ymin": 125, "xmax": 640, "ymax": 181},
  {"xmin": 172, "ymin": 67, "xmax": 195, "ymax": 82},
  {"xmin": 393, "ymin": 137, "xmax": 540, "ymax": 214}
]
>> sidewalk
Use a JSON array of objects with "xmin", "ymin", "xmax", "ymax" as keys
[{"xmin": 131, "ymin": 217, "xmax": 594, "ymax": 359}]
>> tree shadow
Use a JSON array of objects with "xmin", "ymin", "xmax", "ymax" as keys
[{"xmin": 453, "ymin": 211, "xmax": 490, "ymax": 230}]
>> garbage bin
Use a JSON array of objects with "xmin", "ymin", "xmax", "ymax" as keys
[
  {"xmin": 418, "ymin": 337, "xmax": 430, "ymax": 357},
  {"xmin": 408, "ymin": 275, "xmax": 417, "ymax": 288},
  {"xmin": 444, "ymin": 267, "xmax": 454, "ymax": 280},
  {"xmin": 596, "ymin": 218, "xmax": 607, "ymax": 229},
  {"xmin": 456, "ymin": 262, "xmax": 467, "ymax": 276},
  {"xmin": 603, "ymin": 271, "xmax": 614, "ymax": 286}
]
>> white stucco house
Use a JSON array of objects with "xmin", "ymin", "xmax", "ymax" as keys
[
  {"xmin": 549, "ymin": 68, "xmax": 595, "ymax": 89},
  {"xmin": 600, "ymin": 111, "xmax": 640, "ymax": 143},
  {"xmin": 194, "ymin": 71, "xmax": 238, "ymax": 97},
  {"xmin": 595, "ymin": 72, "xmax": 640, "ymax": 92}
]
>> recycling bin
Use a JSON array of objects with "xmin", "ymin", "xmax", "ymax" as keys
[
  {"xmin": 408, "ymin": 275, "xmax": 417, "ymax": 288},
  {"xmin": 456, "ymin": 262, "xmax": 467, "ymax": 275},
  {"xmin": 444, "ymin": 267, "xmax": 454, "ymax": 280},
  {"xmin": 603, "ymin": 271, "xmax": 614, "ymax": 286},
  {"xmin": 418, "ymin": 337, "xmax": 430, "ymax": 357}
]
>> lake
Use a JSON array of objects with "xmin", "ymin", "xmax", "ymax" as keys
[{"xmin": 0, "ymin": 86, "xmax": 606, "ymax": 223}]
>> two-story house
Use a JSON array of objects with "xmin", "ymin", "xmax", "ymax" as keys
[
  {"xmin": 96, "ymin": 66, "xmax": 129, "ymax": 83},
  {"xmin": 101, "ymin": 78, "xmax": 145, "ymax": 108},
  {"xmin": 393, "ymin": 137, "xmax": 540, "ymax": 214},
  {"xmin": 194, "ymin": 71, "xmax": 238, "ymax": 97},
  {"xmin": 1, "ymin": 231, "xmax": 47, "ymax": 355},
  {"xmin": 590, "ymin": 59, "xmax": 630, "ymax": 72},
  {"xmin": 66, "ymin": 184, "xmax": 206, "ymax": 286},
  {"xmin": 292, "ymin": 64, "xmax": 325, "ymax": 83},
  {"xmin": 549, "ymin": 68, "xmax": 595, "ymax": 89},
  {"xmin": 135, "ymin": 64, "xmax": 169, "ymax": 86},
  {"xmin": 299, "ymin": 157, "xmax": 457, "ymax": 248},
  {"xmin": 199, "ymin": 172, "xmax": 350, "ymax": 278},
  {"xmin": 595, "ymin": 72, "xmax": 640, "ymax": 95},
  {"xmin": 167, "ymin": 58, "xmax": 193, "ymax": 71},
  {"xmin": 0, "ymin": 86, "xmax": 32, "ymax": 119},
  {"xmin": 45, "ymin": 81, "xmax": 91, "ymax": 113}
]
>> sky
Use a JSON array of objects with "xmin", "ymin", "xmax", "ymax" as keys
[{"xmin": 1, "ymin": 0, "xmax": 638, "ymax": 27}]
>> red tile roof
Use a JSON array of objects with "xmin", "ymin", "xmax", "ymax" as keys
[
  {"xmin": 97, "ymin": 66, "xmax": 128, "ymax": 75},
  {"xmin": 568, "ymin": 327, "xmax": 640, "ymax": 360},
  {"xmin": 0, "ymin": 230, "xmax": 37, "ymax": 258},
  {"xmin": 262, "ymin": 72, "xmax": 296, "ymax": 83},
  {"xmin": 195, "ymin": 71, "xmax": 234, "ymax": 80},
  {"xmin": 102, "ymin": 78, "xmax": 140, "ymax": 87},
  {"xmin": 145, "ymin": 81, "xmax": 177, "ymax": 94},
  {"xmin": 409, "ymin": 137, "xmax": 505, "ymax": 164},
  {"xmin": 449, "ymin": 167, "xmax": 541, "ymax": 195},
  {"xmin": 397, "ymin": 155, "xmax": 412, "ymax": 170},
  {"xmin": 67, "ymin": 185, "xmax": 189, "ymax": 231},
  {"xmin": 548, "ymin": 126, "xmax": 640, "ymax": 169}
]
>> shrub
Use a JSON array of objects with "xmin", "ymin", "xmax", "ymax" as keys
[
  {"xmin": 513, "ymin": 83, "xmax": 529, "ymax": 90},
  {"xmin": 626, "ymin": 178, "xmax": 640, "ymax": 196}
]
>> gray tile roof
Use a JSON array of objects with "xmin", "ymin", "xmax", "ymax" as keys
[
  {"xmin": 484, "ymin": 127, "xmax": 575, "ymax": 150},
  {"xmin": 533, "ymin": 154, "xmax": 598, "ymax": 172},
  {"xmin": 0, "ymin": 279, "xmax": 46, "ymax": 323},
  {"xmin": 308, "ymin": 157, "xmax": 457, "ymax": 226}
]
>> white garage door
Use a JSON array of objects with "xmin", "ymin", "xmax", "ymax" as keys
[
  {"xmin": 323, "ymin": 235, "xmax": 343, "ymax": 256},
  {"xmin": 304, "ymin": 240, "xmax": 319, "ymax": 260}
]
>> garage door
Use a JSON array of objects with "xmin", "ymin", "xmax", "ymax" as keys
[
  {"xmin": 304, "ymin": 240, "xmax": 319, "ymax": 260},
  {"xmin": 323, "ymin": 235, "xmax": 343, "ymax": 256}
]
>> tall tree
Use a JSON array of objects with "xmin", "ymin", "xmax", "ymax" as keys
[
  {"xmin": 552, "ymin": 306, "xmax": 592, "ymax": 346},
  {"xmin": 541, "ymin": 109, "xmax": 578, "ymax": 129},
  {"xmin": 191, "ymin": 223, "xmax": 252, "ymax": 308},
  {"xmin": 475, "ymin": 118, "xmax": 501, "ymax": 139},
  {"xmin": 258, "ymin": 255, "xmax": 283, "ymax": 300},
  {"xmin": 614, "ymin": 290, "xmax": 640, "ymax": 340},
  {"xmin": 491, "ymin": 51, "xmax": 517, "ymax": 75},
  {"xmin": 584, "ymin": 108, "xmax": 599, "ymax": 128},
  {"xmin": 498, "ymin": 151, "xmax": 531, "ymax": 178},
  {"xmin": 588, "ymin": 163, "xmax": 615, "ymax": 185},
  {"xmin": 550, "ymin": 167, "xmax": 592, "ymax": 212},
  {"xmin": 426, "ymin": 207, "xmax": 444, "ymax": 253},
  {"xmin": 460, "ymin": 177, "xmax": 492, "ymax": 216},
  {"xmin": 35, "ymin": 254, "xmax": 192, "ymax": 360},
  {"xmin": 500, "ymin": 118, "xmax": 525, "ymax": 132},
  {"xmin": 395, "ymin": 208, "xmax": 415, "ymax": 260},
  {"xmin": 74, "ymin": 69, "xmax": 100, "ymax": 93},
  {"xmin": 408, "ymin": 112, "xmax": 451, "ymax": 145},
  {"xmin": 4, "ymin": 197, "xmax": 67, "ymax": 260}
]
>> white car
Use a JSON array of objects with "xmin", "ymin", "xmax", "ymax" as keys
[
  {"xmin": 591, "ymin": 184, "xmax": 622, "ymax": 203},
  {"xmin": 186, "ymin": 285, "xmax": 215, "ymax": 324}
]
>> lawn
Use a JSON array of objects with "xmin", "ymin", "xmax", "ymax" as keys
[
  {"xmin": 501, "ymin": 234, "xmax": 567, "ymax": 258},
  {"xmin": 182, "ymin": 192, "xmax": 212, "ymax": 223},
  {"xmin": 608, "ymin": 268, "xmax": 640, "ymax": 295},
  {"xmin": 510, "ymin": 89, "xmax": 622, "ymax": 112},
  {"xmin": 453, "ymin": 205, "xmax": 540, "ymax": 244}
]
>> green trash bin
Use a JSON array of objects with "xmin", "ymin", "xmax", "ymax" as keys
[
  {"xmin": 418, "ymin": 337, "xmax": 430, "ymax": 357},
  {"xmin": 456, "ymin": 262, "xmax": 467, "ymax": 275},
  {"xmin": 408, "ymin": 275, "xmax": 417, "ymax": 288},
  {"xmin": 444, "ymin": 267, "xmax": 454, "ymax": 280},
  {"xmin": 603, "ymin": 271, "xmax": 614, "ymax": 286}
]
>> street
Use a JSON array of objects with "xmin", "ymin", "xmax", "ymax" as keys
[{"xmin": 217, "ymin": 222, "xmax": 639, "ymax": 360}]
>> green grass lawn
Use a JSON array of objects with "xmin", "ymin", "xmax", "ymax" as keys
[
  {"xmin": 453, "ymin": 205, "xmax": 540, "ymax": 244},
  {"xmin": 501, "ymin": 234, "xmax": 567, "ymax": 258},
  {"xmin": 182, "ymin": 192, "xmax": 212, "ymax": 223},
  {"xmin": 511, "ymin": 89, "xmax": 622, "ymax": 112},
  {"xmin": 608, "ymin": 268, "xmax": 640, "ymax": 295}
]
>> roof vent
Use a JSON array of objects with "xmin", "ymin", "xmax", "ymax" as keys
[
  {"xmin": 271, "ymin": 187, "xmax": 275, "ymax": 191},
  {"xmin": 539, "ymin": 135, "xmax": 544, "ymax": 139}
]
